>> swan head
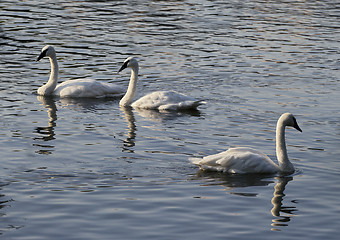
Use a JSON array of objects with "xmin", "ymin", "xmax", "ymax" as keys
[
  {"xmin": 280, "ymin": 113, "xmax": 302, "ymax": 132},
  {"xmin": 118, "ymin": 57, "xmax": 139, "ymax": 73},
  {"xmin": 36, "ymin": 45, "xmax": 56, "ymax": 61}
]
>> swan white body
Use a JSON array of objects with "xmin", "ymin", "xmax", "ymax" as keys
[
  {"xmin": 118, "ymin": 57, "xmax": 204, "ymax": 111},
  {"xmin": 36, "ymin": 45, "xmax": 124, "ymax": 98},
  {"xmin": 190, "ymin": 113, "xmax": 302, "ymax": 174}
]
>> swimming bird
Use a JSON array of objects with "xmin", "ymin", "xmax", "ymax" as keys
[
  {"xmin": 118, "ymin": 57, "xmax": 204, "ymax": 111},
  {"xmin": 190, "ymin": 113, "xmax": 302, "ymax": 174},
  {"xmin": 36, "ymin": 45, "xmax": 124, "ymax": 98}
]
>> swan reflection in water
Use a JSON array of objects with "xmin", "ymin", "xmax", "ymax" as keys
[
  {"xmin": 270, "ymin": 176, "xmax": 297, "ymax": 231},
  {"xmin": 192, "ymin": 172, "xmax": 297, "ymax": 230},
  {"xmin": 119, "ymin": 106, "xmax": 202, "ymax": 153},
  {"xmin": 0, "ymin": 182, "xmax": 11, "ymax": 215},
  {"xmin": 34, "ymin": 96, "xmax": 58, "ymax": 154},
  {"xmin": 120, "ymin": 106, "xmax": 137, "ymax": 152}
]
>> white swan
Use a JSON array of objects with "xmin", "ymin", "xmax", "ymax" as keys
[
  {"xmin": 118, "ymin": 57, "xmax": 205, "ymax": 111},
  {"xmin": 190, "ymin": 113, "xmax": 302, "ymax": 174},
  {"xmin": 36, "ymin": 45, "xmax": 124, "ymax": 98}
]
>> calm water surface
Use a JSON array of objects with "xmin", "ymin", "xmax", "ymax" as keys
[{"xmin": 1, "ymin": 0, "xmax": 339, "ymax": 239}]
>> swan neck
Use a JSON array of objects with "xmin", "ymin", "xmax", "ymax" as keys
[
  {"xmin": 38, "ymin": 55, "xmax": 59, "ymax": 95},
  {"xmin": 276, "ymin": 120, "xmax": 294, "ymax": 172},
  {"xmin": 119, "ymin": 66, "xmax": 138, "ymax": 106}
]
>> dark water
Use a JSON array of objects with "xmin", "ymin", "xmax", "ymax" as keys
[{"xmin": 1, "ymin": 0, "xmax": 339, "ymax": 239}]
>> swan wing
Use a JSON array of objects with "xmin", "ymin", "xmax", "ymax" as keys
[
  {"xmin": 131, "ymin": 90, "xmax": 204, "ymax": 110},
  {"xmin": 54, "ymin": 79, "xmax": 124, "ymax": 98},
  {"xmin": 190, "ymin": 147, "xmax": 279, "ymax": 174}
]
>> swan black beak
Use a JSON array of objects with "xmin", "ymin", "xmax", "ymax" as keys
[
  {"xmin": 118, "ymin": 61, "xmax": 129, "ymax": 73},
  {"xmin": 36, "ymin": 49, "xmax": 47, "ymax": 62},
  {"xmin": 293, "ymin": 118, "xmax": 302, "ymax": 132},
  {"xmin": 294, "ymin": 124, "xmax": 302, "ymax": 132}
]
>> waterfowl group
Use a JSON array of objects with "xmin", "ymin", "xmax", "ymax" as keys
[{"xmin": 36, "ymin": 45, "xmax": 303, "ymax": 175}]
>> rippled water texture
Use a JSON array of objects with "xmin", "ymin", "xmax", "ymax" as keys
[{"xmin": 1, "ymin": 0, "xmax": 339, "ymax": 239}]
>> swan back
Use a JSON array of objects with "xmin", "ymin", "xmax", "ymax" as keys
[
  {"xmin": 190, "ymin": 147, "xmax": 279, "ymax": 174},
  {"xmin": 54, "ymin": 79, "xmax": 125, "ymax": 98},
  {"xmin": 131, "ymin": 90, "xmax": 204, "ymax": 111}
]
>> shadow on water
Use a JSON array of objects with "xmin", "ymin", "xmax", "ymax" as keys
[
  {"xmin": 134, "ymin": 108, "xmax": 202, "ymax": 122},
  {"xmin": 58, "ymin": 96, "xmax": 120, "ymax": 112},
  {"xmin": 192, "ymin": 171, "xmax": 297, "ymax": 231},
  {"xmin": 192, "ymin": 171, "xmax": 276, "ymax": 193}
]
